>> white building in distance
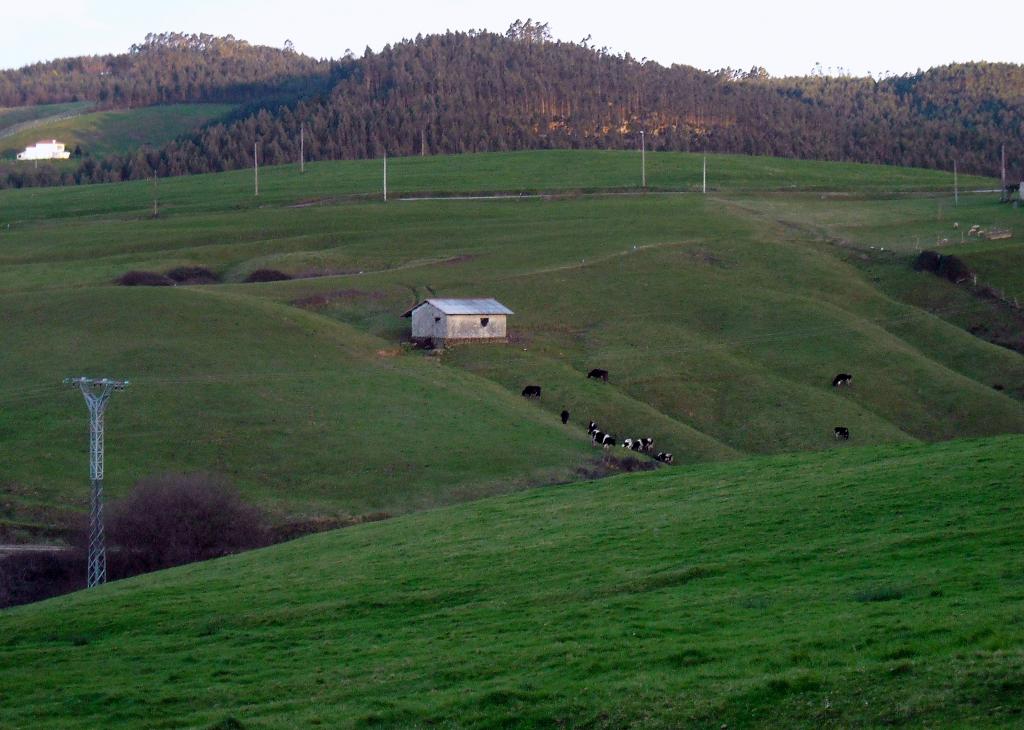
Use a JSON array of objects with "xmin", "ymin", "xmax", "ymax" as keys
[
  {"xmin": 17, "ymin": 140, "xmax": 71, "ymax": 161},
  {"xmin": 402, "ymin": 298, "xmax": 513, "ymax": 346}
]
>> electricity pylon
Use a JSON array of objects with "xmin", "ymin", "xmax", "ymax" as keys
[{"xmin": 64, "ymin": 376, "xmax": 129, "ymax": 588}]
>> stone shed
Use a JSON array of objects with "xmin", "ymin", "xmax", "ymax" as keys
[{"xmin": 402, "ymin": 298, "xmax": 513, "ymax": 345}]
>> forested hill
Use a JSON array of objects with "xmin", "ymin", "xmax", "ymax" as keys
[
  {"xmin": 4, "ymin": 27, "xmax": 1024, "ymax": 188},
  {"xmin": 0, "ymin": 32, "xmax": 333, "ymax": 108}
]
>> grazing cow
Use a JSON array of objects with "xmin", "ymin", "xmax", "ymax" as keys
[
  {"xmin": 655, "ymin": 451, "xmax": 674, "ymax": 464},
  {"xmin": 630, "ymin": 438, "xmax": 643, "ymax": 452},
  {"xmin": 831, "ymin": 373, "xmax": 853, "ymax": 387},
  {"xmin": 591, "ymin": 430, "xmax": 605, "ymax": 444},
  {"xmin": 641, "ymin": 437, "xmax": 654, "ymax": 453},
  {"xmin": 601, "ymin": 433, "xmax": 616, "ymax": 448},
  {"xmin": 561, "ymin": 409, "xmax": 570, "ymax": 424},
  {"xmin": 588, "ymin": 421, "xmax": 599, "ymax": 436},
  {"xmin": 834, "ymin": 426, "xmax": 850, "ymax": 440},
  {"xmin": 622, "ymin": 438, "xmax": 634, "ymax": 450},
  {"xmin": 587, "ymin": 368, "xmax": 609, "ymax": 382},
  {"xmin": 521, "ymin": 385, "xmax": 541, "ymax": 398}
]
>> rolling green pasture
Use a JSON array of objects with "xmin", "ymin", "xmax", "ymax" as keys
[
  {"xmin": 0, "ymin": 102, "xmax": 94, "ymax": 134},
  {"xmin": 0, "ymin": 151, "xmax": 1021, "ymax": 537},
  {"xmin": 734, "ymin": 192, "xmax": 1024, "ymax": 361},
  {"xmin": 0, "ymin": 104, "xmax": 235, "ymax": 160},
  {"xmin": 1, "ymin": 435, "xmax": 1021, "ymax": 727},
  {"xmin": 0, "ymin": 149, "xmax": 997, "ymax": 225}
]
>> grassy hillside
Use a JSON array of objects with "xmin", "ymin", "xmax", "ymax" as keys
[
  {"xmin": 0, "ymin": 150, "xmax": 998, "ymax": 224},
  {"xmin": 1, "ymin": 435, "xmax": 1022, "ymax": 727},
  {"xmin": 0, "ymin": 102, "xmax": 94, "ymax": 135},
  {"xmin": 735, "ymin": 192, "xmax": 1024, "ymax": 365},
  {"xmin": 1, "ymin": 150, "xmax": 1021, "ymax": 537},
  {"xmin": 0, "ymin": 103, "xmax": 234, "ymax": 160}
]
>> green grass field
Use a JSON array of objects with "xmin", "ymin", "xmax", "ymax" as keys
[
  {"xmin": 1, "ymin": 150, "xmax": 1022, "ymax": 539},
  {"xmin": 0, "ymin": 102, "xmax": 95, "ymax": 134},
  {"xmin": 0, "ymin": 103, "xmax": 235, "ymax": 160},
  {"xmin": 1, "ymin": 435, "xmax": 1021, "ymax": 727}
]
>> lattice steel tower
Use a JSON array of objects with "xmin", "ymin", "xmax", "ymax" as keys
[{"xmin": 64, "ymin": 376, "xmax": 129, "ymax": 588}]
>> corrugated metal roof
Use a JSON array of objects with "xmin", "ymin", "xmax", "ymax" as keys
[{"xmin": 402, "ymin": 298, "xmax": 514, "ymax": 317}]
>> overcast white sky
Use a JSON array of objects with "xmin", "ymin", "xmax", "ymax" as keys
[{"xmin": 1, "ymin": 0, "xmax": 1019, "ymax": 77}]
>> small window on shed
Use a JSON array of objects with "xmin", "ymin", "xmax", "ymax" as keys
[
  {"xmin": 434, "ymin": 316, "xmax": 441, "ymax": 322},
  {"xmin": 480, "ymin": 317, "xmax": 490, "ymax": 327}
]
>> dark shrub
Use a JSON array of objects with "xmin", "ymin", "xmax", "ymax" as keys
[
  {"xmin": 106, "ymin": 473, "xmax": 269, "ymax": 577},
  {"xmin": 243, "ymin": 269, "xmax": 292, "ymax": 283},
  {"xmin": 912, "ymin": 250, "xmax": 942, "ymax": 273},
  {"xmin": 912, "ymin": 251, "xmax": 974, "ymax": 284},
  {"xmin": 117, "ymin": 270, "xmax": 174, "ymax": 286},
  {"xmin": 166, "ymin": 266, "xmax": 220, "ymax": 285},
  {"xmin": 0, "ymin": 549, "xmax": 84, "ymax": 609},
  {"xmin": 938, "ymin": 254, "xmax": 973, "ymax": 284}
]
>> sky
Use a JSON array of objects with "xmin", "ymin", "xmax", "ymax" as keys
[{"xmin": 1, "ymin": 0, "xmax": 1020, "ymax": 77}]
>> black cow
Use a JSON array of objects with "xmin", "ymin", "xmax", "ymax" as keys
[
  {"xmin": 587, "ymin": 368, "xmax": 609, "ymax": 382},
  {"xmin": 834, "ymin": 426, "xmax": 850, "ymax": 440},
  {"xmin": 655, "ymin": 451, "xmax": 674, "ymax": 464},
  {"xmin": 640, "ymin": 437, "xmax": 654, "ymax": 453},
  {"xmin": 561, "ymin": 409, "xmax": 570, "ymax": 424},
  {"xmin": 521, "ymin": 385, "xmax": 541, "ymax": 398},
  {"xmin": 832, "ymin": 373, "xmax": 853, "ymax": 387}
]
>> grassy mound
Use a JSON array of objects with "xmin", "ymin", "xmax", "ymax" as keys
[
  {"xmin": 1, "ymin": 436, "xmax": 1021, "ymax": 727},
  {"xmin": 0, "ymin": 103, "xmax": 234, "ymax": 160}
]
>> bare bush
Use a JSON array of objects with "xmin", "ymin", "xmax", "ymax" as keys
[
  {"xmin": 243, "ymin": 269, "xmax": 292, "ymax": 283},
  {"xmin": 106, "ymin": 473, "xmax": 269, "ymax": 577},
  {"xmin": 165, "ymin": 266, "xmax": 220, "ymax": 285},
  {"xmin": 0, "ymin": 550, "xmax": 84, "ymax": 609},
  {"xmin": 912, "ymin": 250, "xmax": 942, "ymax": 273},
  {"xmin": 116, "ymin": 270, "xmax": 174, "ymax": 286},
  {"xmin": 912, "ymin": 250, "xmax": 974, "ymax": 284}
]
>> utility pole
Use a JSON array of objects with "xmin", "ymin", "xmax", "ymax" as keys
[
  {"xmin": 703, "ymin": 155, "xmax": 707, "ymax": 194},
  {"xmin": 151, "ymin": 175, "xmax": 159, "ymax": 218},
  {"xmin": 954, "ymin": 160, "xmax": 958, "ymax": 207},
  {"xmin": 640, "ymin": 131, "xmax": 646, "ymax": 188},
  {"xmin": 254, "ymin": 142, "xmax": 259, "ymax": 196},
  {"xmin": 1001, "ymin": 144, "xmax": 1007, "ymax": 188},
  {"xmin": 64, "ymin": 377, "xmax": 129, "ymax": 588},
  {"xmin": 300, "ymin": 124, "xmax": 305, "ymax": 174},
  {"xmin": 383, "ymin": 150, "xmax": 388, "ymax": 202}
]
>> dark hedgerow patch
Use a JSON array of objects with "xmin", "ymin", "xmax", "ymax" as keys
[
  {"xmin": 166, "ymin": 266, "xmax": 220, "ymax": 285},
  {"xmin": 117, "ymin": 270, "xmax": 174, "ymax": 286},
  {"xmin": 912, "ymin": 250, "xmax": 974, "ymax": 284},
  {"xmin": 244, "ymin": 268, "xmax": 292, "ymax": 283},
  {"xmin": 854, "ymin": 585, "xmax": 905, "ymax": 603}
]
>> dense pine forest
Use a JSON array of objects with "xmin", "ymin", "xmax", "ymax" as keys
[
  {"xmin": 2, "ymin": 24, "xmax": 1023, "ymax": 188},
  {"xmin": 0, "ymin": 32, "xmax": 333, "ymax": 108}
]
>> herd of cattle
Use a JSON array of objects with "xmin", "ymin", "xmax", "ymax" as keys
[
  {"xmin": 522, "ymin": 368, "xmax": 858, "ymax": 457},
  {"xmin": 521, "ymin": 369, "xmax": 676, "ymax": 465}
]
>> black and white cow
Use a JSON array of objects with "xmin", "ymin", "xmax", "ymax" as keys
[
  {"xmin": 588, "ymin": 421, "xmax": 600, "ymax": 436},
  {"xmin": 834, "ymin": 426, "xmax": 850, "ymax": 440},
  {"xmin": 832, "ymin": 373, "xmax": 853, "ymax": 387},
  {"xmin": 622, "ymin": 438, "xmax": 635, "ymax": 450},
  {"xmin": 521, "ymin": 385, "xmax": 542, "ymax": 398},
  {"xmin": 561, "ymin": 409, "xmax": 570, "ymax": 424},
  {"xmin": 640, "ymin": 437, "xmax": 654, "ymax": 453},
  {"xmin": 587, "ymin": 368, "xmax": 609, "ymax": 382},
  {"xmin": 655, "ymin": 451, "xmax": 674, "ymax": 464}
]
